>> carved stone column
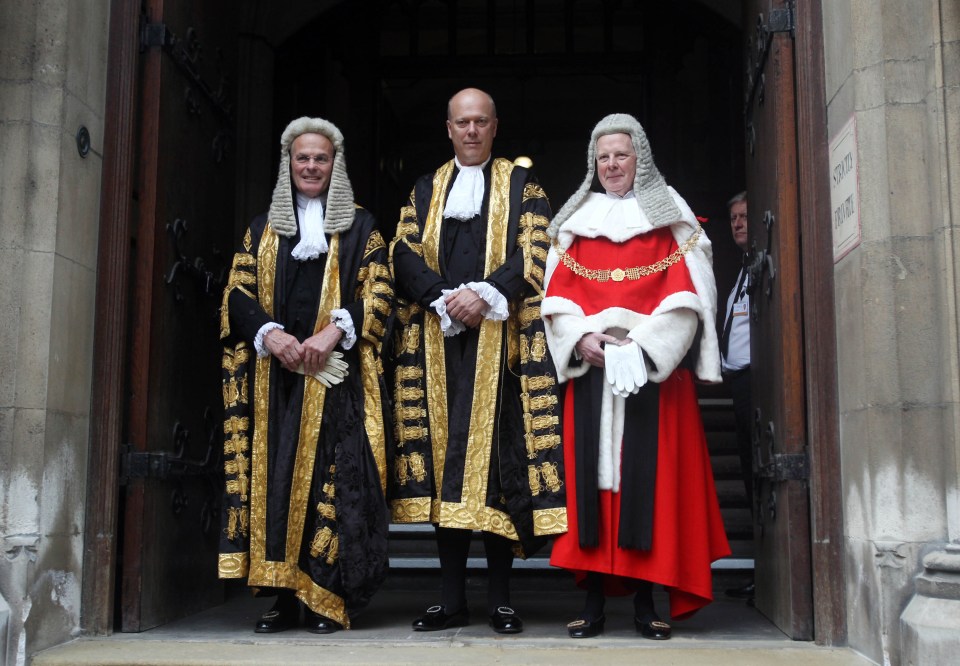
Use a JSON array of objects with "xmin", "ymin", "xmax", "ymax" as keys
[{"xmin": 900, "ymin": 543, "xmax": 960, "ymax": 664}]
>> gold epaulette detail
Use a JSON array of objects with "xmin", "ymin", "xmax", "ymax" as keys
[
  {"xmin": 396, "ymin": 219, "xmax": 418, "ymax": 237},
  {"xmin": 522, "ymin": 183, "xmax": 548, "ymax": 203},
  {"xmin": 363, "ymin": 231, "xmax": 387, "ymax": 257}
]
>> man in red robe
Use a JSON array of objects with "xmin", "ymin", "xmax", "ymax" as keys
[{"xmin": 542, "ymin": 113, "xmax": 730, "ymax": 639}]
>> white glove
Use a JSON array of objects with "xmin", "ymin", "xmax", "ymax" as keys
[
  {"xmin": 603, "ymin": 342, "xmax": 646, "ymax": 398},
  {"xmin": 604, "ymin": 343, "xmax": 631, "ymax": 398},
  {"xmin": 621, "ymin": 341, "xmax": 647, "ymax": 392},
  {"xmin": 296, "ymin": 351, "xmax": 349, "ymax": 387}
]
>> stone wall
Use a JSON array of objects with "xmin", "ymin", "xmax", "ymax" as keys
[
  {"xmin": 823, "ymin": 0, "xmax": 960, "ymax": 663},
  {"xmin": 0, "ymin": 1, "xmax": 109, "ymax": 663}
]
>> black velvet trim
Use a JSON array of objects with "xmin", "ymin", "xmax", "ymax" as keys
[
  {"xmin": 573, "ymin": 366, "xmax": 660, "ymax": 551},
  {"xmin": 573, "ymin": 366, "xmax": 604, "ymax": 548},
  {"xmin": 618, "ymin": 381, "xmax": 660, "ymax": 551}
]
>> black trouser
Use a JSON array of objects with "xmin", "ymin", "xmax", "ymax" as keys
[
  {"xmin": 725, "ymin": 368, "xmax": 753, "ymax": 512},
  {"xmin": 436, "ymin": 525, "xmax": 514, "ymax": 615}
]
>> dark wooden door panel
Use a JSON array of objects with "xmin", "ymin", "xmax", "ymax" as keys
[
  {"xmin": 742, "ymin": 0, "xmax": 813, "ymax": 640},
  {"xmin": 121, "ymin": 0, "xmax": 238, "ymax": 632}
]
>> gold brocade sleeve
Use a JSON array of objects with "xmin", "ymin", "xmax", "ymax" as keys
[{"xmin": 515, "ymin": 178, "xmax": 567, "ymax": 537}]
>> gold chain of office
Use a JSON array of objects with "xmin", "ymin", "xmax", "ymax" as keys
[{"xmin": 553, "ymin": 224, "xmax": 702, "ymax": 283}]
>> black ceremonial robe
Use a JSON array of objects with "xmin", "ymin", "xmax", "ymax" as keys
[
  {"xmin": 218, "ymin": 207, "xmax": 393, "ymax": 628},
  {"xmin": 389, "ymin": 158, "xmax": 567, "ymax": 552}
]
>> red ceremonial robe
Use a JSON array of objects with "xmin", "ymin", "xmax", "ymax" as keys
[{"xmin": 546, "ymin": 228, "xmax": 730, "ymax": 620}]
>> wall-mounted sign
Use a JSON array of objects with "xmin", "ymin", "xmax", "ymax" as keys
[{"xmin": 830, "ymin": 115, "xmax": 861, "ymax": 262}]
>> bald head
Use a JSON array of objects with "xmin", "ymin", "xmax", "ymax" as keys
[{"xmin": 446, "ymin": 88, "xmax": 499, "ymax": 166}]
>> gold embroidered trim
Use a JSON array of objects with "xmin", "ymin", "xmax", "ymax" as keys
[
  {"xmin": 218, "ymin": 552, "xmax": 249, "ymax": 578},
  {"xmin": 454, "ymin": 158, "xmax": 512, "ymax": 525},
  {"xmin": 397, "ymin": 405, "xmax": 427, "ymax": 421},
  {"xmin": 361, "ymin": 343, "xmax": 387, "ymax": 492},
  {"xmin": 251, "ymin": 222, "xmax": 276, "ymax": 566},
  {"xmin": 222, "ymin": 346, "xmax": 251, "ymax": 373},
  {"xmin": 396, "ymin": 452, "xmax": 428, "ymax": 486},
  {"xmin": 284, "ymin": 235, "xmax": 339, "ymax": 566},
  {"xmin": 533, "ymin": 507, "xmax": 568, "ymax": 536},
  {"xmin": 396, "ymin": 366, "xmax": 424, "ymax": 381},
  {"xmin": 316, "ymin": 502, "xmax": 336, "ymax": 520},
  {"xmin": 553, "ymin": 224, "xmax": 702, "ymax": 283},
  {"xmin": 438, "ymin": 501, "xmax": 519, "ymax": 540},
  {"xmin": 403, "ymin": 324, "xmax": 421, "ymax": 353},
  {"xmin": 391, "ymin": 497, "xmax": 433, "ymax": 523},
  {"xmin": 519, "ymin": 304, "xmax": 541, "ymax": 328},
  {"xmin": 423, "ymin": 162, "xmax": 453, "ymax": 493},
  {"xmin": 520, "ymin": 331, "xmax": 548, "ymax": 363},
  {"xmin": 309, "ymin": 526, "xmax": 339, "ymax": 563},
  {"xmin": 522, "ymin": 374, "xmax": 555, "ymax": 392},
  {"xmin": 225, "ymin": 507, "xmax": 250, "ymax": 539},
  {"xmin": 521, "ymin": 392, "xmax": 558, "ymax": 412}
]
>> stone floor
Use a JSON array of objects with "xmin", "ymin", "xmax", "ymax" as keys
[{"xmin": 32, "ymin": 571, "xmax": 873, "ymax": 665}]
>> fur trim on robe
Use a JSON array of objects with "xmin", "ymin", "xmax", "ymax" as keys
[{"xmin": 542, "ymin": 188, "xmax": 721, "ymax": 385}]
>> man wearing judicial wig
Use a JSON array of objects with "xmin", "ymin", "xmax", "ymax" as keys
[
  {"xmin": 390, "ymin": 88, "xmax": 567, "ymax": 634},
  {"xmin": 542, "ymin": 113, "xmax": 730, "ymax": 639},
  {"xmin": 218, "ymin": 117, "xmax": 394, "ymax": 634}
]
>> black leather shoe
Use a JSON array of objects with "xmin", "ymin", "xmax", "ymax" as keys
[
  {"xmin": 566, "ymin": 615, "xmax": 605, "ymax": 638},
  {"xmin": 412, "ymin": 605, "xmax": 470, "ymax": 631},
  {"xmin": 304, "ymin": 609, "xmax": 343, "ymax": 634},
  {"xmin": 254, "ymin": 597, "xmax": 299, "ymax": 633},
  {"xmin": 635, "ymin": 617, "xmax": 672, "ymax": 640},
  {"xmin": 726, "ymin": 582, "xmax": 755, "ymax": 599},
  {"xmin": 488, "ymin": 606, "xmax": 523, "ymax": 634}
]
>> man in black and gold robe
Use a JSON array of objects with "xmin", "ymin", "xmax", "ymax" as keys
[
  {"xmin": 219, "ymin": 117, "xmax": 393, "ymax": 634},
  {"xmin": 390, "ymin": 88, "xmax": 566, "ymax": 634}
]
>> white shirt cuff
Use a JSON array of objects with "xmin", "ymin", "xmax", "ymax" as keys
[
  {"xmin": 254, "ymin": 322, "xmax": 285, "ymax": 357},
  {"xmin": 330, "ymin": 308, "xmax": 357, "ymax": 350},
  {"xmin": 465, "ymin": 281, "xmax": 509, "ymax": 321},
  {"xmin": 430, "ymin": 290, "xmax": 467, "ymax": 337}
]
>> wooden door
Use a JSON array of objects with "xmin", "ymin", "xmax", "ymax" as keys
[
  {"xmin": 741, "ymin": 0, "xmax": 813, "ymax": 639},
  {"xmin": 120, "ymin": 0, "xmax": 238, "ymax": 631}
]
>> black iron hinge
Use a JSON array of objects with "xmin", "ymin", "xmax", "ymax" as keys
[
  {"xmin": 759, "ymin": 452, "xmax": 809, "ymax": 482},
  {"xmin": 121, "ymin": 448, "xmax": 172, "ymax": 483},
  {"xmin": 768, "ymin": 3, "xmax": 795, "ymax": 36}
]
